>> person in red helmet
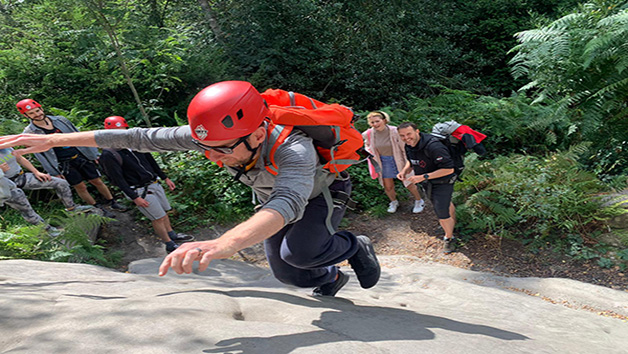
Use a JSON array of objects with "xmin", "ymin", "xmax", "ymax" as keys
[
  {"xmin": 99, "ymin": 116, "xmax": 194, "ymax": 253},
  {"xmin": 1, "ymin": 81, "xmax": 380, "ymax": 297},
  {"xmin": 15, "ymin": 99, "xmax": 126, "ymax": 216},
  {"xmin": 104, "ymin": 116, "xmax": 129, "ymax": 129}
]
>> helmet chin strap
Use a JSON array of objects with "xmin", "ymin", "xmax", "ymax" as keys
[{"xmin": 232, "ymin": 138, "xmax": 261, "ymax": 181}]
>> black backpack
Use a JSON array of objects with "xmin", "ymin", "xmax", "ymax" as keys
[
  {"xmin": 429, "ymin": 120, "xmax": 487, "ymax": 180},
  {"xmin": 100, "ymin": 148, "xmax": 123, "ymax": 180}
]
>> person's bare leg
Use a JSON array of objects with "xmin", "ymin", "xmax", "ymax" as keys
[
  {"xmin": 151, "ymin": 216, "xmax": 170, "ymax": 242},
  {"xmin": 383, "ymin": 178, "xmax": 397, "ymax": 201},
  {"xmin": 73, "ymin": 182, "xmax": 96, "ymax": 205},
  {"xmin": 88, "ymin": 178, "xmax": 113, "ymax": 200},
  {"xmin": 163, "ymin": 213, "xmax": 174, "ymax": 233},
  {"xmin": 406, "ymin": 183, "xmax": 422, "ymax": 202},
  {"xmin": 439, "ymin": 216, "xmax": 455, "ymax": 239}
]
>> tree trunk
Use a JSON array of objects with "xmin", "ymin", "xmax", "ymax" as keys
[
  {"xmin": 85, "ymin": 0, "xmax": 152, "ymax": 127},
  {"xmin": 197, "ymin": 0, "xmax": 224, "ymax": 44}
]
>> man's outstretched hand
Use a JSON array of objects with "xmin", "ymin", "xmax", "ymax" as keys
[
  {"xmin": 0, "ymin": 134, "xmax": 56, "ymax": 155},
  {"xmin": 158, "ymin": 239, "xmax": 238, "ymax": 276}
]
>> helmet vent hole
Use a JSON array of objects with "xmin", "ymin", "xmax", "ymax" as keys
[
  {"xmin": 236, "ymin": 109, "xmax": 244, "ymax": 120},
  {"xmin": 221, "ymin": 115, "xmax": 234, "ymax": 128}
]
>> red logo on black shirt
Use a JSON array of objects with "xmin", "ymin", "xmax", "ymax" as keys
[{"xmin": 419, "ymin": 160, "xmax": 427, "ymax": 168}]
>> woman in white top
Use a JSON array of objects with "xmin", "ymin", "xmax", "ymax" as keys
[{"xmin": 362, "ymin": 111, "xmax": 424, "ymax": 213}]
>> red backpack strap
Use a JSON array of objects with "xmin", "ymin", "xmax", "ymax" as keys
[
  {"xmin": 262, "ymin": 89, "xmax": 326, "ymax": 109},
  {"xmin": 263, "ymin": 122, "xmax": 293, "ymax": 175}
]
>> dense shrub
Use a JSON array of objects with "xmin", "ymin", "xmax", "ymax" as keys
[
  {"xmin": 0, "ymin": 212, "xmax": 118, "ymax": 267},
  {"xmin": 454, "ymin": 145, "xmax": 623, "ymax": 254},
  {"xmin": 160, "ymin": 151, "xmax": 253, "ymax": 225}
]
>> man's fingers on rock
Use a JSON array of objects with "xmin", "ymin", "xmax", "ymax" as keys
[
  {"xmin": 198, "ymin": 254, "xmax": 212, "ymax": 272},
  {"xmin": 158, "ymin": 257, "xmax": 172, "ymax": 276},
  {"xmin": 181, "ymin": 250, "xmax": 198, "ymax": 274},
  {"xmin": 169, "ymin": 253, "xmax": 185, "ymax": 274}
]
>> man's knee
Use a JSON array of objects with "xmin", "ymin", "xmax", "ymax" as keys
[
  {"xmin": 270, "ymin": 269, "xmax": 314, "ymax": 288},
  {"xmin": 279, "ymin": 246, "xmax": 325, "ymax": 269},
  {"xmin": 88, "ymin": 178, "xmax": 104, "ymax": 186},
  {"xmin": 435, "ymin": 206, "xmax": 451, "ymax": 219}
]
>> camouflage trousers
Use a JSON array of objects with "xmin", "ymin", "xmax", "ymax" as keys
[
  {"xmin": 11, "ymin": 173, "xmax": 75, "ymax": 209},
  {"xmin": 3, "ymin": 180, "xmax": 45, "ymax": 225}
]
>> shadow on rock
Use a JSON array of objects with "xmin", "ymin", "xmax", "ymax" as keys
[{"xmin": 158, "ymin": 288, "xmax": 528, "ymax": 354}]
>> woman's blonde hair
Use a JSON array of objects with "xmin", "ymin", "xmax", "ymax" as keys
[{"xmin": 367, "ymin": 111, "xmax": 390, "ymax": 123}]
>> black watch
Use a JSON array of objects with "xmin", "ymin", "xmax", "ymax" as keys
[{"xmin": 423, "ymin": 173, "xmax": 430, "ymax": 180}]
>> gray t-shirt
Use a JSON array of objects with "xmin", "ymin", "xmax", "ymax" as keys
[
  {"xmin": 0, "ymin": 148, "xmax": 23, "ymax": 179},
  {"xmin": 94, "ymin": 125, "xmax": 335, "ymax": 225}
]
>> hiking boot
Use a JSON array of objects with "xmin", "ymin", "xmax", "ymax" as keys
[
  {"xmin": 312, "ymin": 269, "xmax": 349, "ymax": 297},
  {"xmin": 443, "ymin": 237, "xmax": 456, "ymax": 254},
  {"xmin": 387, "ymin": 200, "xmax": 399, "ymax": 213},
  {"xmin": 96, "ymin": 205, "xmax": 116, "ymax": 218},
  {"xmin": 45, "ymin": 225, "xmax": 62, "ymax": 237},
  {"xmin": 166, "ymin": 242, "xmax": 179, "ymax": 254},
  {"xmin": 348, "ymin": 235, "xmax": 381, "ymax": 289},
  {"xmin": 108, "ymin": 200, "xmax": 128, "ymax": 211},
  {"xmin": 412, "ymin": 199, "xmax": 425, "ymax": 214},
  {"xmin": 66, "ymin": 205, "xmax": 94, "ymax": 213},
  {"xmin": 169, "ymin": 233, "xmax": 195, "ymax": 243}
]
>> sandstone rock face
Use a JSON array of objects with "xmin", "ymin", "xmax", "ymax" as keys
[{"xmin": 1, "ymin": 257, "xmax": 627, "ymax": 353}]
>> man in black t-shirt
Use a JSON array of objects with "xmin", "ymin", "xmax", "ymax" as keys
[{"xmin": 396, "ymin": 122, "xmax": 457, "ymax": 254}]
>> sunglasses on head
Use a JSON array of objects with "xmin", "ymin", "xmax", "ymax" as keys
[{"xmin": 191, "ymin": 134, "xmax": 251, "ymax": 154}]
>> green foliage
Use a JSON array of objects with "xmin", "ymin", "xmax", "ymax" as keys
[
  {"xmin": 217, "ymin": 0, "xmax": 579, "ymax": 108},
  {"xmin": 387, "ymin": 88, "xmax": 577, "ymax": 156},
  {"xmin": 454, "ymin": 146, "xmax": 618, "ymax": 254},
  {"xmin": 346, "ymin": 162, "xmax": 390, "ymax": 216},
  {"xmin": 160, "ymin": 151, "xmax": 252, "ymax": 225},
  {"xmin": 0, "ymin": 0, "xmax": 229, "ymax": 125},
  {"xmin": 509, "ymin": 0, "xmax": 628, "ymax": 175},
  {"xmin": 0, "ymin": 212, "xmax": 118, "ymax": 267}
]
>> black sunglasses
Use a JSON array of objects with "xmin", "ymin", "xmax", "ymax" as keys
[{"xmin": 191, "ymin": 134, "xmax": 251, "ymax": 154}]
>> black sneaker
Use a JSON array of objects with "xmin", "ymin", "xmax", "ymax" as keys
[
  {"xmin": 443, "ymin": 237, "xmax": 456, "ymax": 254},
  {"xmin": 313, "ymin": 269, "xmax": 349, "ymax": 297},
  {"xmin": 166, "ymin": 242, "xmax": 179, "ymax": 254},
  {"xmin": 170, "ymin": 233, "xmax": 195, "ymax": 243},
  {"xmin": 96, "ymin": 205, "xmax": 116, "ymax": 218},
  {"xmin": 348, "ymin": 235, "xmax": 381, "ymax": 289},
  {"xmin": 108, "ymin": 200, "xmax": 128, "ymax": 211}
]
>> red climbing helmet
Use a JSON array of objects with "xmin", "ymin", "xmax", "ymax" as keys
[
  {"xmin": 16, "ymin": 99, "xmax": 42, "ymax": 115},
  {"xmin": 187, "ymin": 81, "xmax": 270, "ymax": 141},
  {"xmin": 104, "ymin": 116, "xmax": 129, "ymax": 129}
]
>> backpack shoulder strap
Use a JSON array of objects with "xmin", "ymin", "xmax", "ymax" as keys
[
  {"xmin": 102, "ymin": 148, "xmax": 123, "ymax": 166},
  {"xmin": 263, "ymin": 122, "xmax": 294, "ymax": 176}
]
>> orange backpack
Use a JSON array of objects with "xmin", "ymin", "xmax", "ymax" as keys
[{"xmin": 261, "ymin": 89, "xmax": 363, "ymax": 176}]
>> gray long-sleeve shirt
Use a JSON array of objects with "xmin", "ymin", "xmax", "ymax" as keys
[{"xmin": 94, "ymin": 125, "xmax": 335, "ymax": 225}]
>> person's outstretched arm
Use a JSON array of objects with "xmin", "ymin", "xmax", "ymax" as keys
[
  {"xmin": 0, "ymin": 131, "xmax": 97, "ymax": 156},
  {"xmin": 0, "ymin": 126, "xmax": 200, "ymax": 156}
]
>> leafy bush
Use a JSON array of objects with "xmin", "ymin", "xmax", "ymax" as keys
[
  {"xmin": 346, "ymin": 163, "xmax": 390, "ymax": 216},
  {"xmin": 0, "ymin": 212, "xmax": 118, "ymax": 267},
  {"xmin": 160, "ymin": 151, "xmax": 253, "ymax": 225},
  {"xmin": 386, "ymin": 88, "xmax": 578, "ymax": 157},
  {"xmin": 454, "ymin": 145, "xmax": 620, "ymax": 254}
]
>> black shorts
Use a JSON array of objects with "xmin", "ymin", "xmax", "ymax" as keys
[
  {"xmin": 424, "ymin": 182, "xmax": 454, "ymax": 219},
  {"xmin": 60, "ymin": 155, "xmax": 101, "ymax": 186}
]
